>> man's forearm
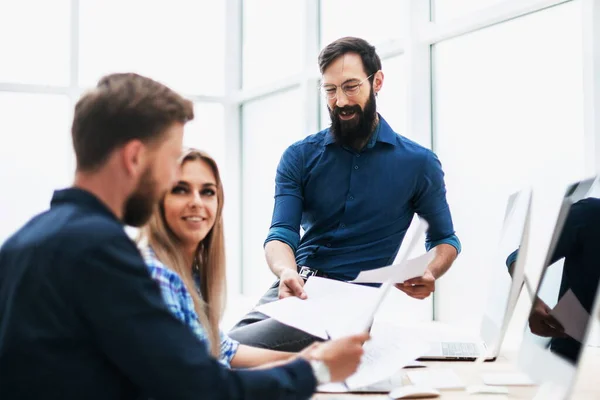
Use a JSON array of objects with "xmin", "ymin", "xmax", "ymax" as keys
[
  {"xmin": 265, "ymin": 240, "xmax": 297, "ymax": 278},
  {"xmin": 427, "ymin": 243, "xmax": 458, "ymax": 279}
]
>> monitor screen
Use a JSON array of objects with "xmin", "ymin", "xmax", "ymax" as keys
[
  {"xmin": 479, "ymin": 188, "xmax": 532, "ymax": 359},
  {"xmin": 518, "ymin": 177, "xmax": 598, "ymax": 397}
]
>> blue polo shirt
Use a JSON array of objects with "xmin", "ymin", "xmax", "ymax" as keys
[{"xmin": 265, "ymin": 115, "xmax": 461, "ymax": 280}]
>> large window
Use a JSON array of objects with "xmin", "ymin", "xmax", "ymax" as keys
[
  {"xmin": 432, "ymin": 1, "xmax": 584, "ymax": 333},
  {"xmin": 0, "ymin": 0, "xmax": 70, "ymax": 85},
  {"xmin": 433, "ymin": 0, "xmax": 508, "ymax": 21},
  {"xmin": 242, "ymin": 0, "xmax": 305, "ymax": 89},
  {"xmin": 320, "ymin": 0, "xmax": 405, "ymax": 48},
  {"xmin": 376, "ymin": 55, "xmax": 407, "ymax": 138},
  {"xmin": 183, "ymin": 103, "xmax": 226, "ymax": 178},
  {"xmin": 0, "ymin": 93, "xmax": 72, "ymax": 243},
  {"xmin": 79, "ymin": 0, "xmax": 226, "ymax": 95},
  {"xmin": 241, "ymin": 89, "xmax": 305, "ymax": 296},
  {"xmin": 0, "ymin": 1, "xmax": 227, "ymax": 253}
]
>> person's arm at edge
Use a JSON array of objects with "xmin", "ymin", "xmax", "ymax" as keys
[
  {"xmin": 232, "ymin": 344, "xmax": 295, "ymax": 369},
  {"xmin": 417, "ymin": 151, "xmax": 460, "ymax": 278},
  {"xmin": 425, "ymin": 243, "xmax": 458, "ymax": 280},
  {"xmin": 399, "ymin": 151, "xmax": 460, "ymax": 299}
]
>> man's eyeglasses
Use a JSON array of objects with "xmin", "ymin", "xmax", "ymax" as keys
[{"xmin": 320, "ymin": 74, "xmax": 373, "ymax": 100}]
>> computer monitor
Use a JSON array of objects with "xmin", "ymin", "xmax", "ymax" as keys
[
  {"xmin": 517, "ymin": 176, "xmax": 598, "ymax": 399},
  {"xmin": 420, "ymin": 188, "xmax": 533, "ymax": 362},
  {"xmin": 477, "ymin": 187, "xmax": 533, "ymax": 361}
]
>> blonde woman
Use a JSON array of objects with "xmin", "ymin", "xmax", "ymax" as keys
[{"xmin": 138, "ymin": 149, "xmax": 294, "ymax": 368}]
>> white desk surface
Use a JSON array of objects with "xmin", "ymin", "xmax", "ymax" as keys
[{"xmin": 314, "ymin": 347, "xmax": 600, "ymax": 399}]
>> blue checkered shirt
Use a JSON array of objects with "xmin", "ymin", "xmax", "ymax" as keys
[{"xmin": 140, "ymin": 245, "xmax": 239, "ymax": 367}]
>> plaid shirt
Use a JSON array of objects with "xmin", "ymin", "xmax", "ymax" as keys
[{"xmin": 139, "ymin": 245, "xmax": 239, "ymax": 367}]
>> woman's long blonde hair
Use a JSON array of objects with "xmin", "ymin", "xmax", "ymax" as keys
[{"xmin": 140, "ymin": 149, "xmax": 226, "ymax": 357}]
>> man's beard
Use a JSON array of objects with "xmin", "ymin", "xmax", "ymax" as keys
[
  {"xmin": 123, "ymin": 166, "xmax": 159, "ymax": 227},
  {"xmin": 328, "ymin": 88, "xmax": 377, "ymax": 149}
]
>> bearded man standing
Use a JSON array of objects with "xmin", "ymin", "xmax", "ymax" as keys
[{"xmin": 229, "ymin": 37, "xmax": 461, "ymax": 351}]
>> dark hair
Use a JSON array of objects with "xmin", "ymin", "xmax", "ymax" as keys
[
  {"xmin": 72, "ymin": 73, "xmax": 194, "ymax": 171},
  {"xmin": 318, "ymin": 37, "xmax": 382, "ymax": 83}
]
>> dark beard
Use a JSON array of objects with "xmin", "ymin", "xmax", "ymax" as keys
[
  {"xmin": 123, "ymin": 167, "xmax": 158, "ymax": 227},
  {"xmin": 328, "ymin": 88, "xmax": 377, "ymax": 149}
]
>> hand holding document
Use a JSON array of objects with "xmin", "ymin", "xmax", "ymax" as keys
[
  {"xmin": 352, "ymin": 218, "xmax": 432, "ymax": 284},
  {"xmin": 256, "ymin": 276, "xmax": 380, "ymax": 339},
  {"xmin": 318, "ymin": 321, "xmax": 430, "ymax": 392},
  {"xmin": 351, "ymin": 252, "xmax": 434, "ymax": 284}
]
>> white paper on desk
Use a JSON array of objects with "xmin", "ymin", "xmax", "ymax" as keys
[
  {"xmin": 550, "ymin": 289, "xmax": 590, "ymax": 343},
  {"xmin": 318, "ymin": 321, "xmax": 430, "ymax": 392},
  {"xmin": 256, "ymin": 277, "xmax": 379, "ymax": 339},
  {"xmin": 351, "ymin": 252, "xmax": 433, "ymax": 284}
]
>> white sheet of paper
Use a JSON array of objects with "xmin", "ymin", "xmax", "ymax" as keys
[
  {"xmin": 351, "ymin": 252, "xmax": 433, "ymax": 283},
  {"xmin": 256, "ymin": 277, "xmax": 379, "ymax": 339},
  {"xmin": 339, "ymin": 280, "xmax": 394, "ymax": 337},
  {"xmin": 318, "ymin": 321, "xmax": 430, "ymax": 392},
  {"xmin": 352, "ymin": 218, "xmax": 430, "ymax": 284},
  {"xmin": 406, "ymin": 368, "xmax": 465, "ymax": 389},
  {"xmin": 550, "ymin": 289, "xmax": 590, "ymax": 343},
  {"xmin": 255, "ymin": 296, "xmax": 329, "ymax": 339}
]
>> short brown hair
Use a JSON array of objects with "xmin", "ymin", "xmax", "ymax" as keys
[
  {"xmin": 72, "ymin": 73, "xmax": 194, "ymax": 171},
  {"xmin": 318, "ymin": 37, "xmax": 382, "ymax": 83}
]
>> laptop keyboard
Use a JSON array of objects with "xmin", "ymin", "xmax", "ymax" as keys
[{"xmin": 442, "ymin": 342, "xmax": 479, "ymax": 357}]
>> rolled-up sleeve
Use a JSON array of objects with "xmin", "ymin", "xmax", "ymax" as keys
[
  {"xmin": 264, "ymin": 144, "xmax": 304, "ymax": 252},
  {"xmin": 220, "ymin": 331, "xmax": 240, "ymax": 367},
  {"xmin": 413, "ymin": 151, "xmax": 461, "ymax": 254}
]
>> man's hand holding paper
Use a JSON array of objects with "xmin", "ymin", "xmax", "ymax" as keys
[{"xmin": 396, "ymin": 269, "xmax": 436, "ymax": 299}]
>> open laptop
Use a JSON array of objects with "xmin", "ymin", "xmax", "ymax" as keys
[
  {"xmin": 517, "ymin": 176, "xmax": 598, "ymax": 399},
  {"xmin": 419, "ymin": 188, "xmax": 532, "ymax": 361}
]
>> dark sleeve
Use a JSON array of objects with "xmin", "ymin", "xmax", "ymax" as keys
[
  {"xmin": 264, "ymin": 144, "xmax": 304, "ymax": 252},
  {"xmin": 72, "ymin": 237, "xmax": 316, "ymax": 400},
  {"xmin": 506, "ymin": 200, "xmax": 585, "ymax": 270},
  {"xmin": 549, "ymin": 200, "xmax": 587, "ymax": 265},
  {"xmin": 413, "ymin": 151, "xmax": 461, "ymax": 253}
]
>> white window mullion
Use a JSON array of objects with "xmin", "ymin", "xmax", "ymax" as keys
[
  {"xmin": 407, "ymin": 0, "xmax": 433, "ymax": 150},
  {"xmin": 421, "ymin": 0, "xmax": 572, "ymax": 45},
  {"xmin": 302, "ymin": 0, "xmax": 321, "ymax": 137},
  {"xmin": 225, "ymin": 0, "xmax": 243, "ymax": 295},
  {"xmin": 582, "ymin": 0, "xmax": 600, "ymax": 175}
]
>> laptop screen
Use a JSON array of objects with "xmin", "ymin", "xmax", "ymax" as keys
[{"xmin": 518, "ymin": 177, "xmax": 598, "ymax": 396}]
